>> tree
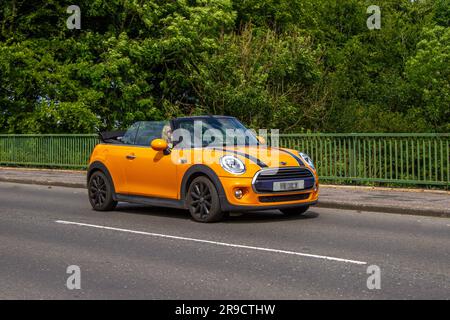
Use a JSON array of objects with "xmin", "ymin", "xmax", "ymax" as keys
[
  {"xmin": 186, "ymin": 25, "xmax": 323, "ymax": 130},
  {"xmin": 406, "ymin": 26, "xmax": 450, "ymax": 131},
  {"xmin": 0, "ymin": 0, "xmax": 236, "ymax": 132},
  {"xmin": 0, "ymin": 0, "xmax": 448, "ymax": 133}
]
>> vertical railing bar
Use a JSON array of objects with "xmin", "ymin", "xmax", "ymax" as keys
[
  {"xmin": 406, "ymin": 138, "xmax": 409, "ymax": 181},
  {"xmin": 440, "ymin": 140, "xmax": 444, "ymax": 183},
  {"xmin": 373, "ymin": 138, "xmax": 376, "ymax": 179},
  {"xmin": 349, "ymin": 138, "xmax": 353, "ymax": 177},
  {"xmin": 447, "ymin": 140, "xmax": 449, "ymax": 186},
  {"xmin": 411, "ymin": 139, "xmax": 414, "ymax": 181},
  {"xmin": 434, "ymin": 139, "xmax": 437, "ymax": 183},
  {"xmin": 306, "ymin": 139, "xmax": 309, "ymax": 164},
  {"xmin": 354, "ymin": 137, "xmax": 357, "ymax": 178},
  {"xmin": 72, "ymin": 136, "xmax": 75, "ymax": 167},
  {"xmin": 323, "ymin": 137, "xmax": 327, "ymax": 177},
  {"xmin": 329, "ymin": 138, "xmax": 332, "ymax": 178},
  {"xmin": 429, "ymin": 139, "xmax": 432, "ymax": 182},
  {"xmin": 338, "ymin": 138, "xmax": 342, "ymax": 178},
  {"xmin": 335, "ymin": 139, "xmax": 338, "ymax": 178},
  {"xmin": 378, "ymin": 138, "xmax": 381, "ymax": 179},
  {"xmin": 389, "ymin": 139, "xmax": 392, "ymax": 180},
  {"xmin": 395, "ymin": 139, "xmax": 398, "ymax": 180},
  {"xmin": 363, "ymin": 139, "xmax": 366, "ymax": 178},
  {"xmin": 417, "ymin": 140, "xmax": 420, "ymax": 181},
  {"xmin": 368, "ymin": 139, "xmax": 371, "ymax": 178},
  {"xmin": 423, "ymin": 139, "xmax": 426, "ymax": 181},
  {"xmin": 319, "ymin": 137, "xmax": 322, "ymax": 177},
  {"xmin": 343, "ymin": 138, "xmax": 347, "ymax": 178},
  {"xmin": 400, "ymin": 139, "xmax": 403, "ymax": 180},
  {"xmin": 384, "ymin": 140, "xmax": 387, "ymax": 180}
]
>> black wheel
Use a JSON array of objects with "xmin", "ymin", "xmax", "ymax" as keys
[
  {"xmin": 280, "ymin": 205, "xmax": 309, "ymax": 216},
  {"xmin": 187, "ymin": 176, "xmax": 223, "ymax": 222},
  {"xmin": 88, "ymin": 171, "xmax": 117, "ymax": 211}
]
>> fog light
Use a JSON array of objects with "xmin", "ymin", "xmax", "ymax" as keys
[{"xmin": 234, "ymin": 189, "xmax": 244, "ymax": 199}]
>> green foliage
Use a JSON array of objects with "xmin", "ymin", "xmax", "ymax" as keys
[
  {"xmin": 406, "ymin": 26, "xmax": 450, "ymax": 131},
  {"xmin": 311, "ymin": 0, "xmax": 444, "ymax": 133},
  {"xmin": 0, "ymin": 0, "xmax": 448, "ymax": 133},
  {"xmin": 0, "ymin": 0, "xmax": 236, "ymax": 132},
  {"xmin": 433, "ymin": 0, "xmax": 450, "ymax": 26},
  {"xmin": 187, "ymin": 26, "xmax": 322, "ymax": 130}
]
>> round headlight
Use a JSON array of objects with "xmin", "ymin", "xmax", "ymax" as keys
[
  {"xmin": 220, "ymin": 155, "xmax": 246, "ymax": 175},
  {"xmin": 299, "ymin": 152, "xmax": 315, "ymax": 170}
]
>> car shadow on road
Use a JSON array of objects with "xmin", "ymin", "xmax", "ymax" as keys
[
  {"xmin": 114, "ymin": 204, "xmax": 319, "ymax": 224},
  {"xmin": 223, "ymin": 210, "xmax": 319, "ymax": 224},
  {"xmin": 114, "ymin": 204, "xmax": 191, "ymax": 220}
]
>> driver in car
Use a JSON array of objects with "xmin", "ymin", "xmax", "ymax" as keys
[{"xmin": 161, "ymin": 124, "xmax": 173, "ymax": 149}]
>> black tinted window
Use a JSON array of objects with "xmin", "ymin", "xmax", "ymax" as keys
[
  {"xmin": 134, "ymin": 121, "xmax": 170, "ymax": 146},
  {"xmin": 121, "ymin": 121, "xmax": 170, "ymax": 146},
  {"xmin": 121, "ymin": 122, "xmax": 140, "ymax": 145}
]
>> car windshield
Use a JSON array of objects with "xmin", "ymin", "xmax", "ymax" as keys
[{"xmin": 172, "ymin": 117, "xmax": 259, "ymax": 148}]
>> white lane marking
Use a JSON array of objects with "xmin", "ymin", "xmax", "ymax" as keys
[{"xmin": 56, "ymin": 220, "xmax": 367, "ymax": 265}]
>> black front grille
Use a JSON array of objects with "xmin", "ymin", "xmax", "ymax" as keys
[
  {"xmin": 259, "ymin": 193, "xmax": 310, "ymax": 203},
  {"xmin": 255, "ymin": 167, "xmax": 313, "ymax": 181},
  {"xmin": 253, "ymin": 167, "xmax": 315, "ymax": 193}
]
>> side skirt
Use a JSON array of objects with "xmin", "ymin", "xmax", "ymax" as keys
[
  {"xmin": 114, "ymin": 193, "xmax": 317, "ymax": 213},
  {"xmin": 115, "ymin": 194, "xmax": 187, "ymax": 210}
]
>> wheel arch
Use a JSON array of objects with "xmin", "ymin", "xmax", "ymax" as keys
[
  {"xmin": 180, "ymin": 165, "xmax": 227, "ymax": 205},
  {"xmin": 87, "ymin": 161, "xmax": 116, "ymax": 196}
]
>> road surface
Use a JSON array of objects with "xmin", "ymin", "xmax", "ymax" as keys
[{"xmin": 0, "ymin": 182, "xmax": 449, "ymax": 299}]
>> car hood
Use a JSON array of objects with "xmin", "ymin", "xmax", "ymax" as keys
[{"xmin": 211, "ymin": 145, "xmax": 305, "ymax": 169}]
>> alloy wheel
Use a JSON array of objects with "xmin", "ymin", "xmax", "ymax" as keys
[
  {"xmin": 90, "ymin": 174, "xmax": 107, "ymax": 208},
  {"xmin": 190, "ymin": 181, "xmax": 213, "ymax": 219}
]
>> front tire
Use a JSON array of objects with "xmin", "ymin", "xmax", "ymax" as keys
[
  {"xmin": 187, "ymin": 176, "xmax": 223, "ymax": 222},
  {"xmin": 88, "ymin": 171, "xmax": 117, "ymax": 211},
  {"xmin": 280, "ymin": 205, "xmax": 309, "ymax": 216}
]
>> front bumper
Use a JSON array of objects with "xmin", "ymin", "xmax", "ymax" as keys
[
  {"xmin": 221, "ymin": 199, "xmax": 318, "ymax": 212},
  {"xmin": 218, "ymin": 176, "xmax": 319, "ymax": 212}
]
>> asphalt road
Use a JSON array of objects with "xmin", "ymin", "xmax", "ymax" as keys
[{"xmin": 0, "ymin": 182, "xmax": 449, "ymax": 299}]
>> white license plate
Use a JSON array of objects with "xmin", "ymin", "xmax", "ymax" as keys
[{"xmin": 273, "ymin": 180, "xmax": 304, "ymax": 191}]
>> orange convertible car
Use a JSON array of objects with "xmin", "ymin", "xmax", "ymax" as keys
[{"xmin": 87, "ymin": 116, "xmax": 319, "ymax": 222}]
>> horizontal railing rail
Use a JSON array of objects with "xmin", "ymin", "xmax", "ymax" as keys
[{"xmin": 0, "ymin": 133, "xmax": 449, "ymax": 187}]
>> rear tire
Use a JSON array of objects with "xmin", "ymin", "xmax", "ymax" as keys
[
  {"xmin": 187, "ymin": 176, "xmax": 223, "ymax": 222},
  {"xmin": 280, "ymin": 205, "xmax": 309, "ymax": 216},
  {"xmin": 88, "ymin": 171, "xmax": 117, "ymax": 211}
]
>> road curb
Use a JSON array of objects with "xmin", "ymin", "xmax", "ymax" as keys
[
  {"xmin": 320, "ymin": 184, "xmax": 449, "ymax": 195},
  {"xmin": 0, "ymin": 177, "xmax": 86, "ymax": 189},
  {"xmin": 315, "ymin": 201, "xmax": 449, "ymax": 218},
  {"xmin": 1, "ymin": 177, "xmax": 448, "ymax": 218}
]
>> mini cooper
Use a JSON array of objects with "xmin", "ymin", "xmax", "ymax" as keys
[{"xmin": 87, "ymin": 116, "xmax": 319, "ymax": 222}]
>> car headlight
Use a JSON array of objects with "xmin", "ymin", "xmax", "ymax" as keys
[
  {"xmin": 299, "ymin": 152, "xmax": 315, "ymax": 170},
  {"xmin": 220, "ymin": 155, "xmax": 246, "ymax": 175}
]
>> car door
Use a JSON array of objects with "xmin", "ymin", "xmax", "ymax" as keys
[
  {"xmin": 103, "ymin": 145, "xmax": 134, "ymax": 194},
  {"xmin": 102, "ymin": 122, "xmax": 140, "ymax": 194},
  {"xmin": 124, "ymin": 121, "xmax": 178, "ymax": 199}
]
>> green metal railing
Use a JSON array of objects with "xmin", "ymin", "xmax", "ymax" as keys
[
  {"xmin": 275, "ymin": 133, "xmax": 450, "ymax": 186},
  {"xmin": 0, "ymin": 133, "xmax": 449, "ymax": 186},
  {"xmin": 0, "ymin": 134, "xmax": 98, "ymax": 169}
]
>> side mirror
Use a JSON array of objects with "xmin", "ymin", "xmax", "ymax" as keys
[
  {"xmin": 257, "ymin": 136, "xmax": 266, "ymax": 145},
  {"xmin": 151, "ymin": 139, "xmax": 168, "ymax": 152}
]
